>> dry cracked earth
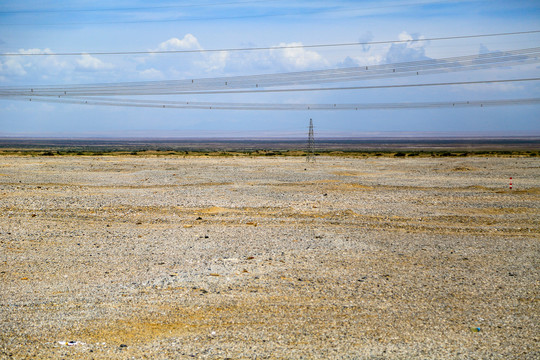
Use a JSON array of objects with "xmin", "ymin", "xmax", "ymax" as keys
[{"xmin": 0, "ymin": 155, "xmax": 539, "ymax": 359}]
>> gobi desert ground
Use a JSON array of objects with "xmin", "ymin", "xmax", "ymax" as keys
[{"xmin": 1, "ymin": 155, "xmax": 539, "ymax": 359}]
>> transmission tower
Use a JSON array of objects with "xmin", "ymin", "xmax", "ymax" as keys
[{"xmin": 307, "ymin": 118, "xmax": 315, "ymax": 162}]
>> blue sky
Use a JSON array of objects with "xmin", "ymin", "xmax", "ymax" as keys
[{"xmin": 0, "ymin": 0, "xmax": 539, "ymax": 138}]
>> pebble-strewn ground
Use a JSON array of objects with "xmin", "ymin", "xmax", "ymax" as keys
[{"xmin": 0, "ymin": 156, "xmax": 538, "ymax": 359}]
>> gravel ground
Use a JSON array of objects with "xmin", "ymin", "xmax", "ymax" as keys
[{"xmin": 0, "ymin": 155, "xmax": 539, "ymax": 359}]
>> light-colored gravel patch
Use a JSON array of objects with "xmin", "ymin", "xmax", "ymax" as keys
[{"xmin": 1, "ymin": 156, "xmax": 539, "ymax": 359}]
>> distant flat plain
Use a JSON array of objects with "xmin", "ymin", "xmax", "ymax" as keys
[
  {"xmin": 0, "ymin": 144, "xmax": 539, "ymax": 358},
  {"xmin": 0, "ymin": 136, "xmax": 539, "ymax": 155}
]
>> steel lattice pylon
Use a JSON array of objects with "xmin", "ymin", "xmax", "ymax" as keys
[{"xmin": 307, "ymin": 118, "xmax": 315, "ymax": 162}]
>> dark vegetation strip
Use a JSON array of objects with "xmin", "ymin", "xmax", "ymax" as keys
[
  {"xmin": 0, "ymin": 149, "xmax": 538, "ymax": 158},
  {"xmin": 0, "ymin": 138, "xmax": 539, "ymax": 157}
]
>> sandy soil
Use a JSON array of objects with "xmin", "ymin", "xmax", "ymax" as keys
[{"xmin": 1, "ymin": 156, "xmax": 539, "ymax": 359}]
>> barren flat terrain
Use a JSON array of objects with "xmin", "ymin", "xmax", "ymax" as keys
[{"xmin": 1, "ymin": 156, "xmax": 539, "ymax": 359}]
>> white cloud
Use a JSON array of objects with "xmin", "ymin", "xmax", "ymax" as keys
[
  {"xmin": 204, "ymin": 42, "xmax": 330, "ymax": 75},
  {"xmin": 157, "ymin": 34, "xmax": 201, "ymax": 51},
  {"xmin": 139, "ymin": 68, "xmax": 164, "ymax": 79},
  {"xmin": 0, "ymin": 48, "xmax": 118, "ymax": 84},
  {"xmin": 385, "ymin": 31, "xmax": 429, "ymax": 63},
  {"xmin": 76, "ymin": 54, "xmax": 113, "ymax": 71},
  {"xmin": 19, "ymin": 48, "xmax": 53, "ymax": 55},
  {"xmin": 0, "ymin": 48, "xmax": 56, "ymax": 79},
  {"xmin": 269, "ymin": 42, "xmax": 328, "ymax": 71},
  {"xmin": 202, "ymin": 51, "xmax": 230, "ymax": 73},
  {"xmin": 0, "ymin": 58, "xmax": 27, "ymax": 76},
  {"xmin": 145, "ymin": 36, "xmax": 330, "ymax": 77},
  {"xmin": 336, "ymin": 31, "xmax": 432, "ymax": 69},
  {"xmin": 19, "ymin": 49, "xmax": 72, "ymax": 75},
  {"xmin": 197, "ymin": 51, "xmax": 230, "ymax": 73},
  {"xmin": 337, "ymin": 54, "xmax": 384, "ymax": 68},
  {"xmin": 358, "ymin": 31, "xmax": 374, "ymax": 52},
  {"xmin": 479, "ymin": 44, "xmax": 491, "ymax": 54},
  {"xmin": 398, "ymin": 31, "xmax": 413, "ymax": 42},
  {"xmin": 398, "ymin": 31, "xmax": 426, "ymax": 49}
]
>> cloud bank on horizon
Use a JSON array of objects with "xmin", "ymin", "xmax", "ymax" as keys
[{"xmin": 0, "ymin": 0, "xmax": 539, "ymax": 137}]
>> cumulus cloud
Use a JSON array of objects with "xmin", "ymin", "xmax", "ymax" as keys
[
  {"xmin": 0, "ymin": 57, "xmax": 27, "ymax": 76},
  {"xmin": 0, "ymin": 48, "xmax": 116, "ymax": 84},
  {"xmin": 157, "ymin": 34, "xmax": 201, "ymax": 51},
  {"xmin": 139, "ymin": 68, "xmax": 164, "ymax": 79},
  {"xmin": 18, "ymin": 48, "xmax": 54, "ymax": 55},
  {"xmin": 76, "ymin": 54, "xmax": 113, "ymax": 71},
  {"xmin": 144, "ymin": 34, "xmax": 206, "ymax": 75},
  {"xmin": 212, "ymin": 42, "xmax": 329, "ymax": 75},
  {"xmin": 268, "ymin": 42, "xmax": 328, "ymax": 71},
  {"xmin": 358, "ymin": 31, "xmax": 374, "ymax": 52},
  {"xmin": 385, "ymin": 31, "xmax": 429, "ymax": 63},
  {"xmin": 147, "ymin": 36, "xmax": 330, "ymax": 77},
  {"xmin": 0, "ymin": 49, "xmax": 53, "ymax": 80},
  {"xmin": 479, "ymin": 44, "xmax": 491, "ymax": 55},
  {"xmin": 335, "ymin": 31, "xmax": 432, "ymax": 69},
  {"xmin": 203, "ymin": 51, "xmax": 230, "ymax": 73},
  {"xmin": 338, "ymin": 56, "xmax": 359, "ymax": 68},
  {"xmin": 337, "ymin": 53, "xmax": 384, "ymax": 68}
]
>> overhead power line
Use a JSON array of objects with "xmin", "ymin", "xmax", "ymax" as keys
[
  {"xmin": 1, "ymin": 30, "xmax": 539, "ymax": 57},
  {"xmin": 2, "ymin": 48, "xmax": 538, "ymax": 97},
  {"xmin": 2, "ymin": 78, "xmax": 537, "ymax": 97},
  {"xmin": 14, "ymin": 96, "xmax": 540, "ymax": 111}
]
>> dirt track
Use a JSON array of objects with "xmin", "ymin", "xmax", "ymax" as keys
[{"xmin": 1, "ymin": 156, "xmax": 539, "ymax": 359}]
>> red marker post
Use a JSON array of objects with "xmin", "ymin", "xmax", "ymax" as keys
[{"xmin": 509, "ymin": 177, "xmax": 512, "ymax": 190}]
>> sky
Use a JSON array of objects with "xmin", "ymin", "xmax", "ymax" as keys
[{"xmin": 0, "ymin": 0, "xmax": 539, "ymax": 138}]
